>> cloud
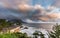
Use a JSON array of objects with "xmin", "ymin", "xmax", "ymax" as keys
[
  {"xmin": 0, "ymin": 0, "xmax": 30, "ymax": 8},
  {"xmin": 13, "ymin": 4, "xmax": 60, "ymax": 22},
  {"xmin": 34, "ymin": 4, "xmax": 44, "ymax": 9},
  {"xmin": 0, "ymin": 0, "xmax": 60, "ymax": 22},
  {"xmin": 17, "ymin": 4, "xmax": 33, "ymax": 12},
  {"xmin": 0, "ymin": 2, "xmax": 8, "ymax": 7},
  {"xmin": 47, "ymin": 6, "xmax": 56, "ymax": 10},
  {"xmin": 52, "ymin": 0, "xmax": 60, "ymax": 7},
  {"xmin": 17, "ymin": 4, "xmax": 47, "ymax": 11},
  {"xmin": 38, "ymin": 17, "xmax": 49, "ymax": 21},
  {"xmin": 29, "ymin": 5, "xmax": 60, "ymax": 22},
  {"xmin": 46, "ymin": 13, "xmax": 59, "ymax": 19}
]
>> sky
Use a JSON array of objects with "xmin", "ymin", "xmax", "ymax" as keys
[
  {"xmin": 0, "ymin": 0, "xmax": 60, "ymax": 22},
  {"xmin": 31, "ymin": 0, "xmax": 54, "ymax": 7},
  {"xmin": 0, "ymin": 0, "xmax": 55, "ymax": 7}
]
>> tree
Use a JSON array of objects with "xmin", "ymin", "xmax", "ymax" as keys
[
  {"xmin": 33, "ymin": 31, "xmax": 39, "ymax": 38},
  {"xmin": 49, "ymin": 23, "xmax": 60, "ymax": 38},
  {"xmin": 0, "ymin": 19, "xmax": 9, "ymax": 30},
  {"xmin": 33, "ymin": 31, "xmax": 45, "ymax": 38},
  {"xmin": 39, "ymin": 32, "xmax": 45, "ymax": 38},
  {"xmin": 9, "ymin": 19, "xmax": 22, "ymax": 26},
  {"xmin": 13, "ymin": 32, "xmax": 31, "ymax": 38}
]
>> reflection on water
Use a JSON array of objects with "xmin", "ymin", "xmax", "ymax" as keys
[{"xmin": 23, "ymin": 23, "xmax": 56, "ymax": 31}]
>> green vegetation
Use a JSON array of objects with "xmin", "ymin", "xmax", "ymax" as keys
[
  {"xmin": 0, "ymin": 19, "xmax": 9, "ymax": 30},
  {"xmin": 0, "ymin": 32, "xmax": 30, "ymax": 38},
  {"xmin": 33, "ymin": 31, "xmax": 45, "ymax": 38},
  {"xmin": 33, "ymin": 31, "xmax": 39, "ymax": 38},
  {"xmin": 0, "ymin": 19, "xmax": 31, "ymax": 38},
  {"xmin": 0, "ymin": 19, "xmax": 60, "ymax": 38},
  {"xmin": 0, "ymin": 19, "xmax": 22, "ymax": 31},
  {"xmin": 49, "ymin": 24, "xmax": 60, "ymax": 38}
]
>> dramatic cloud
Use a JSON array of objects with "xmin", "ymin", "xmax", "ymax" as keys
[
  {"xmin": 17, "ymin": 4, "xmax": 33, "ymax": 12},
  {"xmin": 52, "ymin": 0, "xmax": 60, "ymax": 7},
  {"xmin": 0, "ymin": 0, "xmax": 60, "ymax": 22},
  {"xmin": 38, "ymin": 17, "xmax": 49, "ymax": 21},
  {"xmin": 29, "ymin": 6, "xmax": 60, "ymax": 22},
  {"xmin": 46, "ymin": 13, "xmax": 60, "ymax": 19}
]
